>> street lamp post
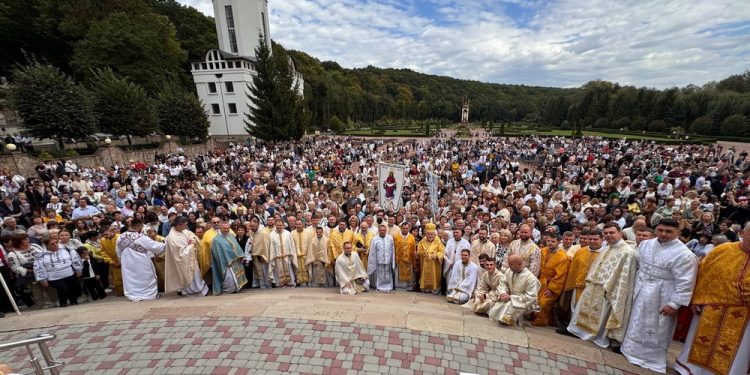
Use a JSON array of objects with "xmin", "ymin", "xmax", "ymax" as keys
[
  {"xmin": 215, "ymin": 74, "xmax": 231, "ymax": 140},
  {"xmin": 6, "ymin": 143, "xmax": 19, "ymax": 175},
  {"xmin": 104, "ymin": 138, "xmax": 114, "ymax": 166},
  {"xmin": 165, "ymin": 135, "xmax": 172, "ymax": 154}
]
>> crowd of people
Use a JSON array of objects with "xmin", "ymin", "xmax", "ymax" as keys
[{"xmin": 0, "ymin": 134, "xmax": 748, "ymax": 374}]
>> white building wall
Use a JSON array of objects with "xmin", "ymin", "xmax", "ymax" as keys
[
  {"xmin": 213, "ymin": 0, "xmax": 271, "ymax": 58},
  {"xmin": 193, "ymin": 67, "xmax": 256, "ymax": 136}
]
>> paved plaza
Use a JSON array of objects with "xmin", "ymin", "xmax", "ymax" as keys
[{"xmin": 0, "ymin": 289, "xmax": 677, "ymax": 374}]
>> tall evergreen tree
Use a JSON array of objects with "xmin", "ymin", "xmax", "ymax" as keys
[
  {"xmin": 10, "ymin": 59, "xmax": 96, "ymax": 149},
  {"xmin": 245, "ymin": 37, "xmax": 307, "ymax": 141}
]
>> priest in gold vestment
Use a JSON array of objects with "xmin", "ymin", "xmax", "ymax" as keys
[
  {"xmin": 306, "ymin": 227, "xmax": 330, "ymax": 287},
  {"xmin": 328, "ymin": 219, "xmax": 354, "ymax": 274},
  {"xmin": 566, "ymin": 223, "xmax": 637, "ymax": 348},
  {"xmin": 335, "ymin": 242, "xmax": 369, "ymax": 295},
  {"xmin": 249, "ymin": 218, "xmax": 271, "ymax": 288},
  {"xmin": 393, "ymin": 222, "xmax": 416, "ymax": 291},
  {"xmin": 503, "ymin": 224, "xmax": 541, "ymax": 277},
  {"xmin": 269, "ymin": 220, "xmax": 297, "ymax": 287},
  {"xmin": 674, "ymin": 223, "xmax": 750, "ymax": 375},
  {"xmin": 353, "ymin": 222, "xmax": 375, "ymax": 270},
  {"xmin": 417, "ymin": 223, "xmax": 444, "ymax": 294},
  {"xmin": 532, "ymin": 234, "xmax": 570, "ymax": 327},
  {"xmin": 291, "ymin": 220, "xmax": 311, "ymax": 285},
  {"xmin": 556, "ymin": 230, "xmax": 601, "ymax": 332}
]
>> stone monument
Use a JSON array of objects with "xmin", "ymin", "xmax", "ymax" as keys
[{"xmin": 460, "ymin": 99, "xmax": 470, "ymax": 124}]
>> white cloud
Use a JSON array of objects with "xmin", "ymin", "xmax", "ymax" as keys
[{"xmin": 177, "ymin": 0, "xmax": 750, "ymax": 88}]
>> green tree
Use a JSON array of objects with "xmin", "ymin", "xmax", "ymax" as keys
[
  {"xmin": 10, "ymin": 60, "xmax": 96, "ymax": 149},
  {"xmin": 647, "ymin": 120, "xmax": 669, "ymax": 132},
  {"xmin": 690, "ymin": 115, "xmax": 714, "ymax": 135},
  {"xmin": 72, "ymin": 11, "xmax": 187, "ymax": 93},
  {"xmin": 613, "ymin": 117, "xmax": 632, "ymax": 130},
  {"xmin": 245, "ymin": 37, "xmax": 307, "ymax": 141},
  {"xmin": 89, "ymin": 68, "xmax": 158, "ymax": 147},
  {"xmin": 720, "ymin": 114, "xmax": 750, "ymax": 137},
  {"xmin": 155, "ymin": 81, "xmax": 209, "ymax": 141},
  {"xmin": 560, "ymin": 120, "xmax": 571, "ymax": 130}
]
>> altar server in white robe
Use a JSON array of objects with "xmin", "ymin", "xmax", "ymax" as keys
[
  {"xmin": 164, "ymin": 216, "xmax": 209, "ymax": 296},
  {"xmin": 488, "ymin": 254, "xmax": 541, "ymax": 325},
  {"xmin": 566, "ymin": 223, "xmax": 637, "ymax": 348},
  {"xmin": 117, "ymin": 219, "xmax": 167, "ymax": 302},
  {"xmin": 444, "ymin": 228, "xmax": 470, "ymax": 281},
  {"xmin": 367, "ymin": 225, "xmax": 395, "ymax": 292},
  {"xmin": 268, "ymin": 219, "xmax": 297, "ymax": 287},
  {"xmin": 447, "ymin": 249, "xmax": 479, "ymax": 304},
  {"xmin": 621, "ymin": 219, "xmax": 698, "ymax": 373}
]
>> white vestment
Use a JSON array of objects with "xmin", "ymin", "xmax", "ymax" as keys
[
  {"xmin": 447, "ymin": 261, "xmax": 478, "ymax": 304},
  {"xmin": 675, "ymin": 315, "xmax": 750, "ymax": 375},
  {"xmin": 487, "ymin": 268, "xmax": 541, "ymax": 325},
  {"xmin": 164, "ymin": 229, "xmax": 208, "ymax": 296},
  {"xmin": 367, "ymin": 235, "xmax": 395, "ymax": 292},
  {"xmin": 268, "ymin": 230, "xmax": 298, "ymax": 286},
  {"xmin": 567, "ymin": 240, "xmax": 637, "ymax": 348},
  {"xmin": 443, "ymin": 237, "xmax": 471, "ymax": 278},
  {"xmin": 116, "ymin": 231, "xmax": 166, "ymax": 302},
  {"xmin": 503, "ymin": 239, "xmax": 541, "ymax": 277},
  {"xmin": 621, "ymin": 238, "xmax": 698, "ymax": 373},
  {"xmin": 335, "ymin": 252, "xmax": 370, "ymax": 295}
]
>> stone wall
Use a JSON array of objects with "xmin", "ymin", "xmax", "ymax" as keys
[{"xmin": 0, "ymin": 142, "xmax": 216, "ymax": 176}]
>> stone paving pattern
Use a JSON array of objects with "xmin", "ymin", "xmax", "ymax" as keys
[{"xmin": 0, "ymin": 289, "xmax": 677, "ymax": 374}]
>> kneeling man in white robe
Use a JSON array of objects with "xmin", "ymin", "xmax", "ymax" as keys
[
  {"xmin": 464, "ymin": 258, "xmax": 504, "ymax": 314},
  {"xmin": 117, "ymin": 219, "xmax": 167, "ymax": 302},
  {"xmin": 367, "ymin": 225, "xmax": 395, "ymax": 292},
  {"xmin": 165, "ymin": 216, "xmax": 208, "ymax": 296},
  {"xmin": 335, "ymin": 242, "xmax": 370, "ymax": 295},
  {"xmin": 488, "ymin": 254, "xmax": 541, "ymax": 325},
  {"xmin": 447, "ymin": 249, "xmax": 478, "ymax": 304}
]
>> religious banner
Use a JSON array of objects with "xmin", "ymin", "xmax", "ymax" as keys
[
  {"xmin": 428, "ymin": 172, "xmax": 439, "ymax": 217},
  {"xmin": 378, "ymin": 163, "xmax": 407, "ymax": 212}
]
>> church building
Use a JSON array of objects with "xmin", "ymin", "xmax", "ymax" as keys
[{"xmin": 191, "ymin": 0, "xmax": 303, "ymax": 137}]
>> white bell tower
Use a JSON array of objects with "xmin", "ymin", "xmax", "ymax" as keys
[{"xmin": 213, "ymin": 0, "xmax": 271, "ymax": 58}]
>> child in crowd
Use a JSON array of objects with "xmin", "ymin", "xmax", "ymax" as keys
[{"xmin": 75, "ymin": 247, "xmax": 107, "ymax": 301}]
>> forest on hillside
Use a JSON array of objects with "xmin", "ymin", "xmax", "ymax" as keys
[{"xmin": 1, "ymin": 0, "xmax": 749, "ymax": 136}]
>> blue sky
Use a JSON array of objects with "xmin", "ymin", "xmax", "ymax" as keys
[{"xmin": 177, "ymin": 0, "xmax": 750, "ymax": 89}]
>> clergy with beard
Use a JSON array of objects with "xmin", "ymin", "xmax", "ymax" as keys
[
  {"xmin": 335, "ymin": 242, "xmax": 369, "ymax": 295},
  {"xmin": 503, "ymin": 224, "xmax": 541, "ymax": 277},
  {"xmin": 532, "ymin": 234, "xmax": 570, "ymax": 327},
  {"xmin": 443, "ymin": 228, "xmax": 470, "ymax": 289},
  {"xmin": 306, "ymin": 226, "xmax": 330, "ymax": 287},
  {"xmin": 291, "ymin": 219, "xmax": 311, "ymax": 286},
  {"xmin": 447, "ymin": 249, "xmax": 478, "ymax": 304},
  {"xmin": 488, "ymin": 254, "xmax": 541, "ymax": 326},
  {"xmin": 328, "ymin": 218, "xmax": 354, "ymax": 281},
  {"xmin": 354, "ymin": 222, "xmax": 375, "ymax": 270},
  {"xmin": 367, "ymin": 224, "xmax": 395, "ymax": 292},
  {"xmin": 164, "ymin": 216, "xmax": 208, "ymax": 296},
  {"xmin": 269, "ymin": 219, "xmax": 297, "ymax": 287},
  {"xmin": 465, "ymin": 258, "xmax": 504, "ymax": 314},
  {"xmin": 621, "ymin": 219, "xmax": 698, "ymax": 373},
  {"xmin": 393, "ymin": 222, "xmax": 417, "ymax": 291},
  {"xmin": 470, "ymin": 227, "xmax": 494, "ymax": 265},
  {"xmin": 250, "ymin": 216, "xmax": 272, "ymax": 288},
  {"xmin": 556, "ymin": 230, "xmax": 602, "ymax": 333},
  {"xmin": 674, "ymin": 222, "xmax": 750, "ymax": 375},
  {"xmin": 210, "ymin": 222, "xmax": 248, "ymax": 295},
  {"xmin": 566, "ymin": 223, "xmax": 637, "ymax": 349},
  {"xmin": 116, "ymin": 219, "xmax": 167, "ymax": 302},
  {"xmin": 417, "ymin": 223, "xmax": 445, "ymax": 294}
]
